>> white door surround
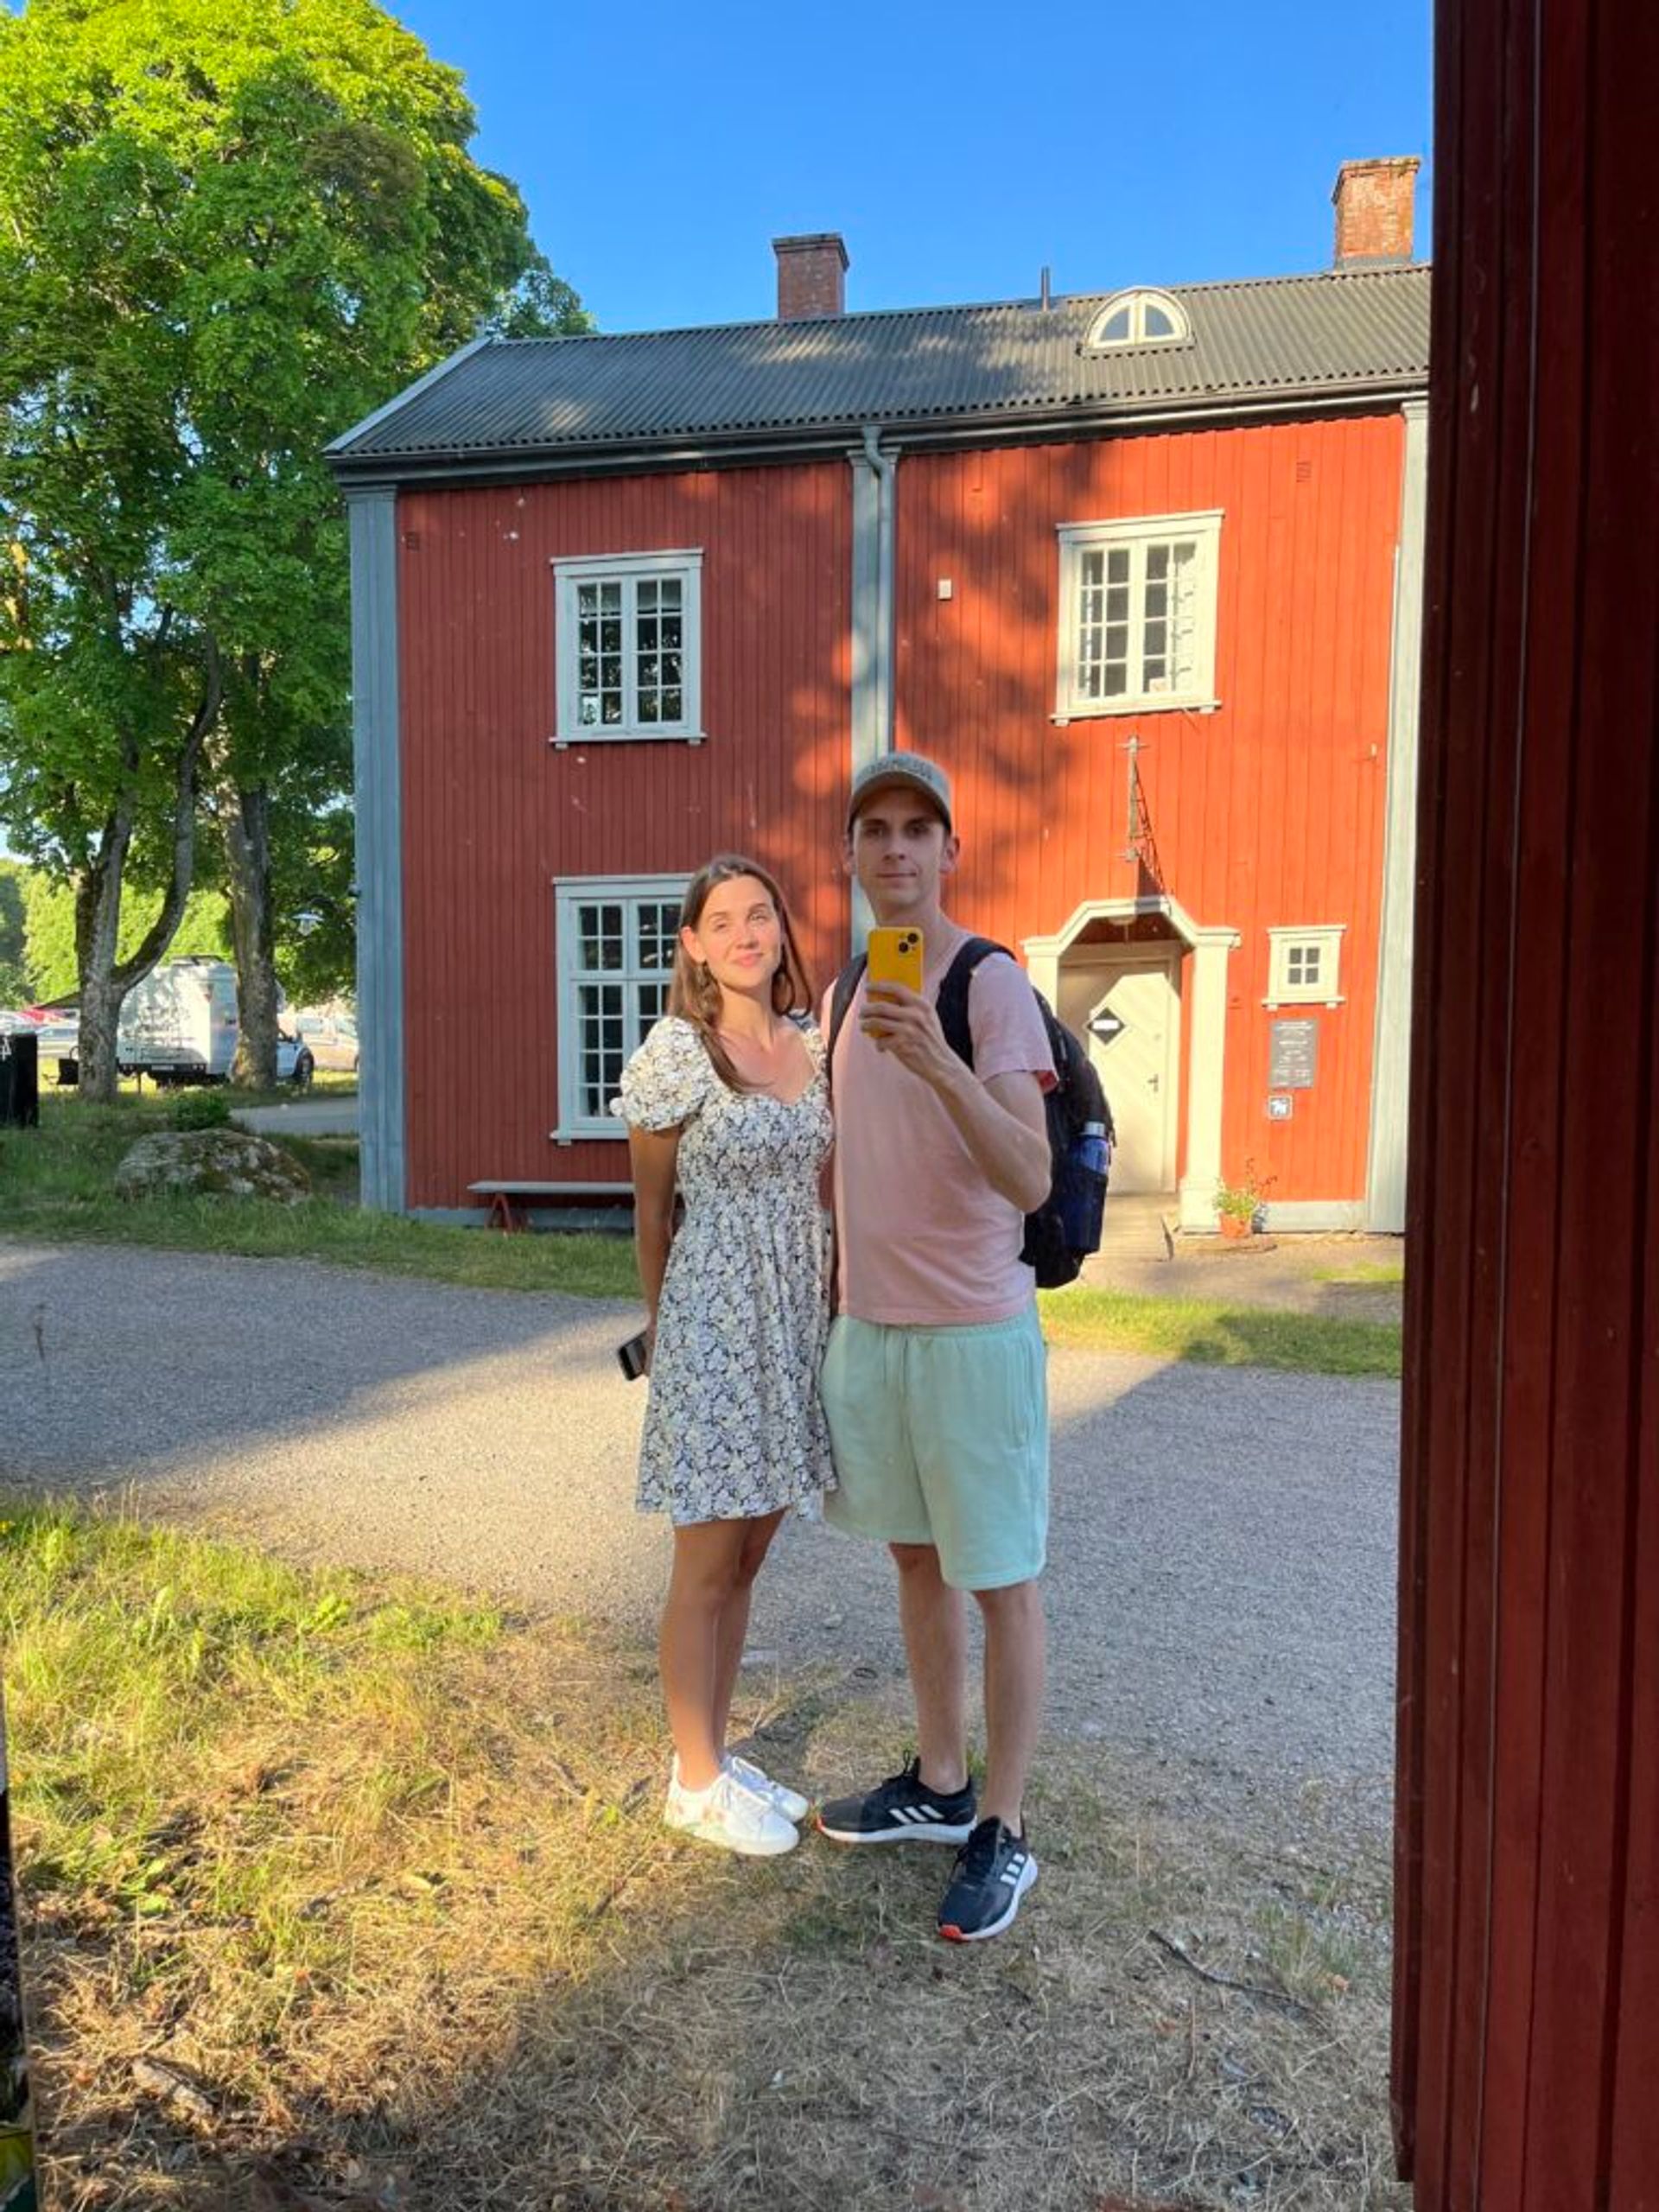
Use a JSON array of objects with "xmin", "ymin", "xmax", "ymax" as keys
[{"xmin": 1025, "ymin": 893, "xmax": 1240, "ymax": 1232}]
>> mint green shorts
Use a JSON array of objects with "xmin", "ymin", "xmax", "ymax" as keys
[{"xmin": 819, "ymin": 1309, "xmax": 1048, "ymax": 1591}]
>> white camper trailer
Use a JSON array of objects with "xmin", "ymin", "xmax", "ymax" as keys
[
  {"xmin": 118, "ymin": 958, "xmax": 241, "ymax": 1080},
  {"xmin": 111, "ymin": 959, "xmax": 313, "ymax": 1086},
  {"xmin": 46, "ymin": 960, "xmax": 315, "ymax": 1087}
]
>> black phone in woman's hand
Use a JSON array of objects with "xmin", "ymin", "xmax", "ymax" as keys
[{"xmin": 616, "ymin": 1330, "xmax": 650, "ymax": 1382}]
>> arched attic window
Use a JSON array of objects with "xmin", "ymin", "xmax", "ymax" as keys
[{"xmin": 1084, "ymin": 289, "xmax": 1190, "ymax": 349}]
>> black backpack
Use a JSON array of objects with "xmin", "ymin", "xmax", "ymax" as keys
[{"xmin": 828, "ymin": 936, "xmax": 1114, "ymax": 1288}]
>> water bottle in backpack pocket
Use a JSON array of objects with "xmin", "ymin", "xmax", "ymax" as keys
[{"xmin": 1054, "ymin": 1118, "xmax": 1111, "ymax": 1262}]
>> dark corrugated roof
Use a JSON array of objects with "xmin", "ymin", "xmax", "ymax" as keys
[{"xmin": 327, "ymin": 265, "xmax": 1430, "ymax": 477}]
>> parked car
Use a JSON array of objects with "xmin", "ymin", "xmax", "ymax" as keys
[
  {"xmin": 290, "ymin": 1003, "xmax": 358, "ymax": 1073},
  {"xmin": 276, "ymin": 1029, "xmax": 315, "ymax": 1090},
  {"xmin": 25, "ymin": 1005, "xmax": 81, "ymax": 1081}
]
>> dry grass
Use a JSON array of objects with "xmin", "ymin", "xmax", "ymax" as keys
[{"xmin": 3, "ymin": 1502, "xmax": 1408, "ymax": 2212}]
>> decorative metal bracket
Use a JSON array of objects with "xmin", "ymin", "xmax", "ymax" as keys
[{"xmin": 1121, "ymin": 734, "xmax": 1167, "ymax": 888}]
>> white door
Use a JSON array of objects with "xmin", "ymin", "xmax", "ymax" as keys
[{"xmin": 1085, "ymin": 958, "xmax": 1180, "ymax": 1193}]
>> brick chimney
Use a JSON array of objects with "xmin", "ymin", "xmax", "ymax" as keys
[
  {"xmin": 773, "ymin": 233, "xmax": 849, "ymax": 321},
  {"xmin": 1332, "ymin": 157, "xmax": 1421, "ymax": 265}
]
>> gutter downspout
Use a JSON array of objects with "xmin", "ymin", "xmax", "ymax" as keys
[
  {"xmin": 862, "ymin": 423, "xmax": 896, "ymax": 760},
  {"xmin": 848, "ymin": 425, "xmax": 897, "ymax": 947}
]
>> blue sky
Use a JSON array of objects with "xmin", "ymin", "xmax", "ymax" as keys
[{"xmin": 399, "ymin": 0, "xmax": 1433, "ymax": 334}]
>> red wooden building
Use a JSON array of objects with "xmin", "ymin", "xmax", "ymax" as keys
[{"xmin": 327, "ymin": 162, "xmax": 1429, "ymax": 1230}]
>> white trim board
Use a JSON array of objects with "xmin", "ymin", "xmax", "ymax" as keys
[{"xmin": 1259, "ymin": 1200, "xmax": 1369, "ymax": 1233}]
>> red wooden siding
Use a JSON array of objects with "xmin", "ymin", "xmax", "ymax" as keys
[
  {"xmin": 392, "ymin": 414, "xmax": 1408, "ymax": 1211},
  {"xmin": 396, "ymin": 462, "xmax": 851, "ymax": 1206},
  {"xmin": 891, "ymin": 416, "xmax": 1405, "ymax": 1203},
  {"xmin": 1393, "ymin": 0, "xmax": 1659, "ymax": 2199}
]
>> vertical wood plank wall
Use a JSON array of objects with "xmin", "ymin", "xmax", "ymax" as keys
[
  {"xmin": 391, "ymin": 412, "xmax": 1408, "ymax": 1211},
  {"xmin": 1392, "ymin": 0, "xmax": 1659, "ymax": 2200},
  {"xmin": 396, "ymin": 462, "xmax": 851, "ymax": 1206},
  {"xmin": 893, "ymin": 418, "xmax": 1403, "ymax": 1203}
]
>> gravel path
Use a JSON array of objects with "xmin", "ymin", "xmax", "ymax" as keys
[{"xmin": 0, "ymin": 1239, "xmax": 1401, "ymax": 1840}]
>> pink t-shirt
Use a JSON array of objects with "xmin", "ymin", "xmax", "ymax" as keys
[{"xmin": 827, "ymin": 945, "xmax": 1057, "ymax": 1326}]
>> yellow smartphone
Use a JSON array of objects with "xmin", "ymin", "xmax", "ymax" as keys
[
  {"xmin": 864, "ymin": 929, "xmax": 924, "ymax": 1038},
  {"xmin": 866, "ymin": 925, "xmax": 925, "ymax": 995}
]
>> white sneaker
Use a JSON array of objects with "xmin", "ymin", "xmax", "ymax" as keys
[
  {"xmin": 725, "ymin": 1754, "xmax": 811, "ymax": 1824},
  {"xmin": 664, "ymin": 1770, "xmax": 798, "ymax": 1856}
]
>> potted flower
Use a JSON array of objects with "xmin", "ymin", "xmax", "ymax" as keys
[{"xmin": 1214, "ymin": 1160, "xmax": 1274, "ymax": 1240}]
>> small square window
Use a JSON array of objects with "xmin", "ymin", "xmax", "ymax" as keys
[{"xmin": 1267, "ymin": 927, "xmax": 1345, "ymax": 1007}]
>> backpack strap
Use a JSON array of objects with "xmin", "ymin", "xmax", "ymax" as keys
[
  {"xmin": 826, "ymin": 954, "xmax": 868, "ymax": 1079},
  {"xmin": 934, "ymin": 936, "xmax": 1014, "ymax": 1071}
]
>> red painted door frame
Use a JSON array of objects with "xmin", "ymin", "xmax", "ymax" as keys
[{"xmin": 1392, "ymin": 0, "xmax": 1659, "ymax": 2202}]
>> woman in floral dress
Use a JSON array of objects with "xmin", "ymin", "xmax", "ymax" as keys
[{"xmin": 616, "ymin": 855, "xmax": 834, "ymax": 1856}]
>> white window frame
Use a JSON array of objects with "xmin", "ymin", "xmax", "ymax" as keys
[
  {"xmin": 1084, "ymin": 289, "xmax": 1192, "ymax": 349},
  {"xmin": 1265, "ymin": 925, "xmax": 1346, "ymax": 1007},
  {"xmin": 1055, "ymin": 511, "xmax": 1223, "ymax": 718},
  {"xmin": 551, "ymin": 550, "xmax": 704, "ymax": 746},
  {"xmin": 552, "ymin": 873, "xmax": 689, "ymax": 1140}
]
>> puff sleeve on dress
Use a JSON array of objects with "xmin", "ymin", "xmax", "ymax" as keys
[{"xmin": 613, "ymin": 1016, "xmax": 710, "ymax": 1132}]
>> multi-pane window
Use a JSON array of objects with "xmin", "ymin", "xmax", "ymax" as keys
[
  {"xmin": 1267, "ymin": 926, "xmax": 1345, "ymax": 1007},
  {"xmin": 1057, "ymin": 512, "xmax": 1222, "ymax": 716},
  {"xmin": 553, "ymin": 551, "xmax": 702, "ymax": 743},
  {"xmin": 554, "ymin": 877, "xmax": 687, "ymax": 1133},
  {"xmin": 1084, "ymin": 289, "xmax": 1191, "ymax": 349},
  {"xmin": 1286, "ymin": 943, "xmax": 1322, "ymax": 991}
]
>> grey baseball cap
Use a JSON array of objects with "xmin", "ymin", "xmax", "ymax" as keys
[{"xmin": 846, "ymin": 751, "xmax": 954, "ymax": 832}]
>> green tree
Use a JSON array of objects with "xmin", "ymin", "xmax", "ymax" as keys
[
  {"xmin": 22, "ymin": 870, "xmax": 227, "ymax": 1004},
  {"xmin": 270, "ymin": 798, "xmax": 356, "ymax": 1007},
  {"xmin": 0, "ymin": 857, "xmax": 28, "ymax": 1003},
  {"xmin": 0, "ymin": 0, "xmax": 587, "ymax": 1096}
]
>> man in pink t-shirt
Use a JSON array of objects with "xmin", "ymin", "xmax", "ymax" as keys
[{"xmin": 817, "ymin": 751, "xmax": 1056, "ymax": 1942}]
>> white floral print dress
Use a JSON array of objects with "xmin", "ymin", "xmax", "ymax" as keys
[{"xmin": 613, "ymin": 1014, "xmax": 836, "ymax": 1524}]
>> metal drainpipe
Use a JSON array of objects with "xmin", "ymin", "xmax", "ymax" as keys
[
  {"xmin": 851, "ymin": 425, "xmax": 897, "ymax": 950},
  {"xmin": 861, "ymin": 424, "xmax": 895, "ymax": 755}
]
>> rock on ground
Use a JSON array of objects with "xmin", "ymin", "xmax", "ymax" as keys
[{"xmin": 114, "ymin": 1128, "xmax": 311, "ymax": 1205}]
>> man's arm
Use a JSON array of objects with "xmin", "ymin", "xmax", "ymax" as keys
[{"xmin": 862, "ymin": 982, "xmax": 1051, "ymax": 1213}]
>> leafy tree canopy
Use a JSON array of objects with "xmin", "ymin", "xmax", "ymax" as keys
[
  {"xmin": 0, "ymin": 0, "xmax": 587, "ymax": 1080},
  {"xmin": 22, "ymin": 868, "xmax": 227, "ymax": 1002},
  {"xmin": 0, "ymin": 856, "xmax": 28, "ymax": 1002}
]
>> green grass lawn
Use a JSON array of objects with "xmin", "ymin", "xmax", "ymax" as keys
[
  {"xmin": 1309, "ymin": 1257, "xmax": 1407, "ymax": 1287},
  {"xmin": 2, "ymin": 1093, "xmax": 1402, "ymax": 1371},
  {"xmin": 1039, "ymin": 1284, "xmax": 1401, "ymax": 1377},
  {"xmin": 1, "ymin": 1499, "xmax": 1406, "ymax": 2212},
  {"xmin": 1, "ymin": 1092, "xmax": 639, "ymax": 1295}
]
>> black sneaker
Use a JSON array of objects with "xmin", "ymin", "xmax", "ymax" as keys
[
  {"xmin": 937, "ymin": 1817, "xmax": 1039, "ymax": 1942},
  {"xmin": 816, "ymin": 1758, "xmax": 976, "ymax": 1846}
]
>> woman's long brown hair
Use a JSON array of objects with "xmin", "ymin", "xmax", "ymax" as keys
[{"xmin": 667, "ymin": 854, "xmax": 816, "ymax": 1093}]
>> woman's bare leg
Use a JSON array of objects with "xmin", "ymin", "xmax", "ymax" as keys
[
  {"xmin": 659, "ymin": 1519, "xmax": 750, "ymax": 1790},
  {"xmin": 710, "ymin": 1510, "xmax": 786, "ymax": 1753}
]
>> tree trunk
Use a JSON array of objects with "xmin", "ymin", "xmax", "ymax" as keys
[
  {"xmin": 73, "ymin": 810, "xmax": 133, "ymax": 1104},
  {"xmin": 72, "ymin": 646, "xmax": 220, "ymax": 1103},
  {"xmin": 222, "ymin": 782, "xmax": 278, "ymax": 1087}
]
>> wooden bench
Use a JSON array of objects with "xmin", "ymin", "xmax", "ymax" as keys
[
  {"xmin": 467, "ymin": 1180, "xmax": 569, "ymax": 1233},
  {"xmin": 467, "ymin": 1180, "xmax": 634, "ymax": 1232}
]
